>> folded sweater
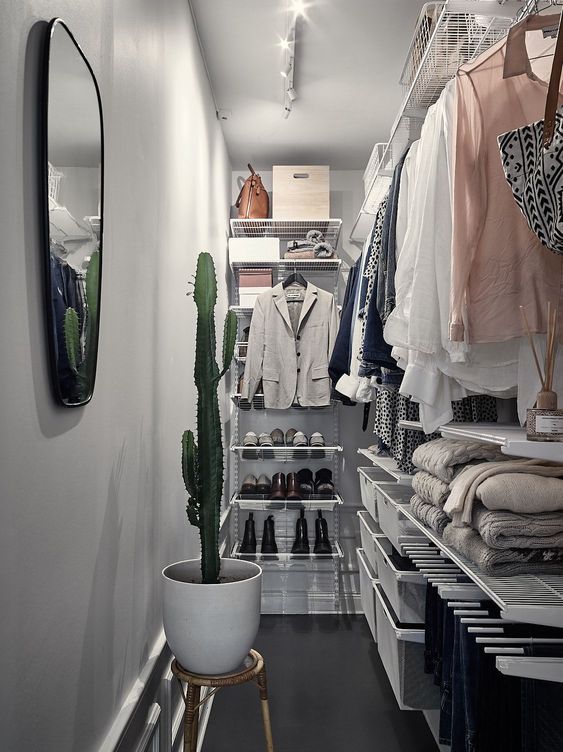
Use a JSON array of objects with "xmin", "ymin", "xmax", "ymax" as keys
[
  {"xmin": 473, "ymin": 502, "xmax": 563, "ymax": 550},
  {"xmin": 443, "ymin": 524, "xmax": 563, "ymax": 577},
  {"xmin": 477, "ymin": 473, "xmax": 563, "ymax": 513},
  {"xmin": 412, "ymin": 471, "xmax": 450, "ymax": 506},
  {"xmin": 412, "ymin": 438, "xmax": 505, "ymax": 484},
  {"xmin": 411, "ymin": 494, "xmax": 450, "ymax": 535},
  {"xmin": 445, "ymin": 460, "xmax": 563, "ymax": 526}
]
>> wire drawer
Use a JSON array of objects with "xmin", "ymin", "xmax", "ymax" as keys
[
  {"xmin": 375, "ymin": 482, "xmax": 420, "ymax": 551},
  {"xmin": 374, "ymin": 536, "xmax": 426, "ymax": 624},
  {"xmin": 358, "ymin": 548, "xmax": 378, "ymax": 642},
  {"xmin": 357, "ymin": 510, "xmax": 383, "ymax": 575},
  {"xmin": 375, "ymin": 583, "xmax": 440, "ymax": 711},
  {"xmin": 357, "ymin": 466, "xmax": 391, "ymax": 523}
]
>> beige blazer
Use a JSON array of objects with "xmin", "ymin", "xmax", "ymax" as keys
[{"xmin": 241, "ymin": 282, "xmax": 339, "ymax": 409}]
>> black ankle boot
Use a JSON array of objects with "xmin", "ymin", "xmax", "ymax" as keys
[
  {"xmin": 261, "ymin": 514, "xmax": 278, "ymax": 554},
  {"xmin": 291, "ymin": 509, "xmax": 310, "ymax": 554},
  {"xmin": 314, "ymin": 510, "xmax": 333, "ymax": 554},
  {"xmin": 240, "ymin": 512, "xmax": 257, "ymax": 554}
]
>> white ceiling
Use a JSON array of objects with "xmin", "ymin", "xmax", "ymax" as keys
[{"xmin": 191, "ymin": 0, "xmax": 427, "ymax": 170}]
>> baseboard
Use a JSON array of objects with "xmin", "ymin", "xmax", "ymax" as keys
[{"xmin": 98, "ymin": 629, "xmax": 217, "ymax": 752}]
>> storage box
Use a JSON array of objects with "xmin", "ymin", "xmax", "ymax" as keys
[
  {"xmin": 357, "ymin": 510, "xmax": 383, "ymax": 574},
  {"xmin": 357, "ymin": 548, "xmax": 378, "ymax": 641},
  {"xmin": 273, "ymin": 165, "xmax": 330, "ymax": 219},
  {"xmin": 374, "ymin": 536, "xmax": 426, "ymax": 624},
  {"xmin": 238, "ymin": 268, "xmax": 272, "ymax": 306},
  {"xmin": 229, "ymin": 237, "xmax": 280, "ymax": 263},
  {"xmin": 239, "ymin": 291, "xmax": 267, "ymax": 307},
  {"xmin": 239, "ymin": 269, "xmax": 273, "ymax": 287},
  {"xmin": 374, "ymin": 583, "xmax": 440, "ymax": 711}
]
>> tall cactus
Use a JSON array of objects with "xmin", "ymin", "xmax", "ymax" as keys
[{"xmin": 182, "ymin": 252, "xmax": 237, "ymax": 584}]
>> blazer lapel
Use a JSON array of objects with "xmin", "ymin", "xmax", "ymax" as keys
[
  {"xmin": 297, "ymin": 283, "xmax": 318, "ymax": 333},
  {"xmin": 272, "ymin": 283, "xmax": 293, "ymax": 332}
]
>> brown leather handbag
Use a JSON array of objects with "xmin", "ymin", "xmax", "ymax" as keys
[{"xmin": 235, "ymin": 164, "xmax": 269, "ymax": 219}]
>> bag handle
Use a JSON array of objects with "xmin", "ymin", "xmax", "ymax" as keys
[{"xmin": 544, "ymin": 12, "xmax": 563, "ymax": 147}]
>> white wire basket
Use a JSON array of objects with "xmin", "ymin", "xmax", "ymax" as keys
[
  {"xmin": 400, "ymin": 2, "xmax": 445, "ymax": 93},
  {"xmin": 48, "ymin": 162, "xmax": 63, "ymax": 203},
  {"xmin": 363, "ymin": 142, "xmax": 387, "ymax": 198}
]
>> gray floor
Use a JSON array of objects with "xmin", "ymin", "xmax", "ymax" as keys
[{"xmin": 202, "ymin": 615, "xmax": 437, "ymax": 752}]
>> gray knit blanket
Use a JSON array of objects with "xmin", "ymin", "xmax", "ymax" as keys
[
  {"xmin": 477, "ymin": 473, "xmax": 563, "ymax": 514},
  {"xmin": 443, "ymin": 524, "xmax": 563, "ymax": 577},
  {"xmin": 412, "ymin": 438, "xmax": 505, "ymax": 484},
  {"xmin": 412, "ymin": 471, "xmax": 450, "ymax": 506},
  {"xmin": 411, "ymin": 495, "xmax": 450, "ymax": 536},
  {"xmin": 445, "ymin": 460, "xmax": 563, "ymax": 526},
  {"xmin": 473, "ymin": 502, "xmax": 563, "ymax": 550}
]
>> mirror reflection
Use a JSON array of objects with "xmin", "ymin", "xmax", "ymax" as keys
[{"xmin": 44, "ymin": 19, "xmax": 103, "ymax": 406}]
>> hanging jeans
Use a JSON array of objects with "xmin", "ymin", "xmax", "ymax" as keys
[
  {"xmin": 521, "ymin": 644, "xmax": 563, "ymax": 752},
  {"xmin": 439, "ymin": 603, "xmax": 455, "ymax": 746}
]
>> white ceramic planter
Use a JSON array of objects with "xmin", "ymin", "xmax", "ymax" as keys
[{"xmin": 162, "ymin": 558, "xmax": 262, "ymax": 675}]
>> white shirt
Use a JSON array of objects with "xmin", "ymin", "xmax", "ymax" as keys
[{"xmin": 384, "ymin": 81, "xmax": 522, "ymax": 432}]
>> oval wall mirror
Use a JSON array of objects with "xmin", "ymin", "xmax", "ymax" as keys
[{"xmin": 41, "ymin": 19, "xmax": 104, "ymax": 407}]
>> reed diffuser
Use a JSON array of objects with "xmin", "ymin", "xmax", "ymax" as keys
[{"xmin": 521, "ymin": 302, "xmax": 563, "ymax": 442}]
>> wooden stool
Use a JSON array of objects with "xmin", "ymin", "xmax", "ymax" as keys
[{"xmin": 171, "ymin": 649, "xmax": 274, "ymax": 752}]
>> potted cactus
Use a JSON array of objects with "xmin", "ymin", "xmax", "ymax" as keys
[{"xmin": 162, "ymin": 252, "xmax": 262, "ymax": 675}]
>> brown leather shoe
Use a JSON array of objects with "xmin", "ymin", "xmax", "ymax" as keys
[
  {"xmin": 286, "ymin": 472, "xmax": 302, "ymax": 501},
  {"xmin": 269, "ymin": 472, "xmax": 286, "ymax": 500}
]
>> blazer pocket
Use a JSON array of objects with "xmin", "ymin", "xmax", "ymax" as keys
[
  {"xmin": 263, "ymin": 369, "xmax": 280, "ymax": 383},
  {"xmin": 311, "ymin": 364, "xmax": 329, "ymax": 380}
]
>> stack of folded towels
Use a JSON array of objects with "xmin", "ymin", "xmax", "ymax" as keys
[{"xmin": 410, "ymin": 438, "xmax": 563, "ymax": 576}]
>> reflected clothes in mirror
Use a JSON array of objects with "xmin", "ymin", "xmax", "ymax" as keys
[{"xmin": 50, "ymin": 252, "xmax": 85, "ymax": 401}]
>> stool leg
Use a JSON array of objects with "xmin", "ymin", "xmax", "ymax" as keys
[
  {"xmin": 256, "ymin": 666, "xmax": 274, "ymax": 752},
  {"xmin": 184, "ymin": 683, "xmax": 200, "ymax": 752},
  {"xmin": 191, "ymin": 686, "xmax": 201, "ymax": 751}
]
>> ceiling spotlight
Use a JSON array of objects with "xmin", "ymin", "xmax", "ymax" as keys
[
  {"xmin": 280, "ymin": 38, "xmax": 290, "ymax": 50},
  {"xmin": 280, "ymin": 60, "xmax": 292, "ymax": 78},
  {"xmin": 291, "ymin": 1, "xmax": 306, "ymax": 16},
  {"xmin": 287, "ymin": 87, "xmax": 297, "ymax": 102}
]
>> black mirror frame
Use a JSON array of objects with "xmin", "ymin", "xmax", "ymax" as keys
[{"xmin": 39, "ymin": 18, "xmax": 105, "ymax": 407}]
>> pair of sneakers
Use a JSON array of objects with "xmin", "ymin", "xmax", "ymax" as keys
[
  {"xmin": 285, "ymin": 429, "xmax": 325, "ymax": 448},
  {"xmin": 242, "ymin": 429, "xmax": 325, "ymax": 448}
]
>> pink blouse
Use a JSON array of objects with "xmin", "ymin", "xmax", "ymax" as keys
[{"xmin": 449, "ymin": 14, "xmax": 563, "ymax": 344}]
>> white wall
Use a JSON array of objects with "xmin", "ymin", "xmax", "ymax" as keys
[
  {"xmin": 231, "ymin": 169, "xmax": 368, "ymax": 605},
  {"xmin": 0, "ymin": 2, "xmax": 231, "ymax": 750}
]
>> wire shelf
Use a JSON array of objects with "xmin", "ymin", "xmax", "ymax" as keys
[
  {"xmin": 231, "ymin": 539, "xmax": 344, "ymax": 562},
  {"xmin": 230, "ymin": 258, "xmax": 342, "ymax": 274},
  {"xmin": 399, "ymin": 504, "xmax": 563, "ymax": 629},
  {"xmin": 230, "ymin": 219, "xmax": 342, "ymax": 246},
  {"xmin": 231, "ymin": 394, "xmax": 337, "ymax": 411},
  {"xmin": 231, "ymin": 445, "xmax": 343, "ymax": 461},
  {"xmin": 230, "ymin": 306, "xmax": 254, "ymax": 319},
  {"xmin": 230, "ymin": 493, "xmax": 344, "ymax": 511},
  {"xmin": 439, "ymin": 423, "xmax": 563, "ymax": 462},
  {"xmin": 230, "ymin": 303, "xmax": 342, "ymax": 320}
]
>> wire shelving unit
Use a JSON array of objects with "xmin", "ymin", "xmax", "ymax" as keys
[
  {"xmin": 228, "ymin": 230, "xmax": 344, "ymax": 613},
  {"xmin": 351, "ymin": 0, "xmax": 518, "ymax": 239}
]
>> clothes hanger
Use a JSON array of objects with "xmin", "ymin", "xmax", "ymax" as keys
[{"xmin": 282, "ymin": 270, "xmax": 307, "ymax": 289}]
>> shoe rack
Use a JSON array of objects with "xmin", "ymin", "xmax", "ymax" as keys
[{"xmin": 228, "ymin": 245, "xmax": 345, "ymax": 614}]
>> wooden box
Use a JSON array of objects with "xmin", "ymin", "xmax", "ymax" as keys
[{"xmin": 272, "ymin": 165, "xmax": 330, "ymax": 220}]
